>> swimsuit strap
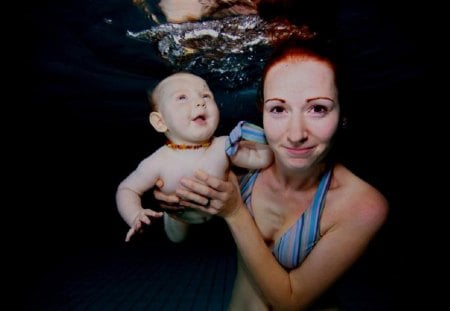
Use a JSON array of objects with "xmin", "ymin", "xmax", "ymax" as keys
[
  {"xmin": 239, "ymin": 170, "xmax": 259, "ymax": 217},
  {"xmin": 273, "ymin": 168, "xmax": 333, "ymax": 269},
  {"xmin": 225, "ymin": 121, "xmax": 267, "ymax": 156}
]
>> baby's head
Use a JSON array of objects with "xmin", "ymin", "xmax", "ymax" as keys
[{"xmin": 148, "ymin": 72, "xmax": 220, "ymax": 145}]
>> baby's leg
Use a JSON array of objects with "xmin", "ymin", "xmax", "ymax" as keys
[{"xmin": 164, "ymin": 213, "xmax": 190, "ymax": 243}]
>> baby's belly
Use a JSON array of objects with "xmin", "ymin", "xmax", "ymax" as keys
[
  {"xmin": 159, "ymin": 162, "xmax": 226, "ymax": 224},
  {"xmin": 160, "ymin": 163, "xmax": 226, "ymax": 193}
]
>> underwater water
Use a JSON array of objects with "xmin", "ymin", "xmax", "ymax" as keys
[{"xmin": 22, "ymin": 0, "xmax": 434, "ymax": 309}]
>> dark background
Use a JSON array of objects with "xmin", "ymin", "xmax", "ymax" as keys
[{"xmin": 15, "ymin": 0, "xmax": 436, "ymax": 309}]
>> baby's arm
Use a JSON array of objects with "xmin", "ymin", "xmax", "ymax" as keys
[
  {"xmin": 226, "ymin": 121, "xmax": 273, "ymax": 169},
  {"xmin": 116, "ymin": 152, "xmax": 164, "ymax": 241}
]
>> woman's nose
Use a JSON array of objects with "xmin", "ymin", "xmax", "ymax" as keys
[{"xmin": 287, "ymin": 119, "xmax": 307, "ymax": 144}]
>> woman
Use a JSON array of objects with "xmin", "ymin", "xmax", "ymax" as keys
[{"xmin": 157, "ymin": 39, "xmax": 389, "ymax": 310}]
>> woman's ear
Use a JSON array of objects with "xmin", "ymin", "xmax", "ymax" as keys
[{"xmin": 149, "ymin": 112, "xmax": 168, "ymax": 133}]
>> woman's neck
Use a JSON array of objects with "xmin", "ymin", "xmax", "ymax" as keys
[{"xmin": 267, "ymin": 161, "xmax": 328, "ymax": 192}]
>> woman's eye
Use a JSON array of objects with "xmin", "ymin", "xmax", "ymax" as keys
[
  {"xmin": 310, "ymin": 105, "xmax": 328, "ymax": 114},
  {"xmin": 270, "ymin": 106, "xmax": 285, "ymax": 113}
]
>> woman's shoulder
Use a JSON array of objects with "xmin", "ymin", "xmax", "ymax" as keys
[{"xmin": 331, "ymin": 164, "xmax": 389, "ymax": 230}]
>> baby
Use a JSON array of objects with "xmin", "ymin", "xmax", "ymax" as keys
[{"xmin": 116, "ymin": 72, "xmax": 272, "ymax": 242}]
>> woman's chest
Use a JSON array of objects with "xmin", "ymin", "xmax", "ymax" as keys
[{"xmin": 251, "ymin": 187, "xmax": 313, "ymax": 247}]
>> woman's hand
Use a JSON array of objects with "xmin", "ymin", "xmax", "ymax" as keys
[
  {"xmin": 153, "ymin": 178, "xmax": 186, "ymax": 213},
  {"xmin": 176, "ymin": 170, "xmax": 244, "ymax": 218}
]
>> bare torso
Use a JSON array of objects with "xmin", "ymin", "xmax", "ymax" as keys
[
  {"xmin": 158, "ymin": 136, "xmax": 229, "ymax": 223},
  {"xmin": 228, "ymin": 164, "xmax": 375, "ymax": 309}
]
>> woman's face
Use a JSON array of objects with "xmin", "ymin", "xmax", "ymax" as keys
[{"xmin": 262, "ymin": 59, "xmax": 340, "ymax": 171}]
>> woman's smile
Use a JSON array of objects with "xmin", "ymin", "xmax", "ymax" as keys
[{"xmin": 284, "ymin": 145, "xmax": 315, "ymax": 157}]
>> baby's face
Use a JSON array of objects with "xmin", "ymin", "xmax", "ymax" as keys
[{"xmin": 155, "ymin": 73, "xmax": 220, "ymax": 144}]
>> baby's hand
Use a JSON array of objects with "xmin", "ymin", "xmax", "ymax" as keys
[{"xmin": 125, "ymin": 209, "xmax": 164, "ymax": 242}]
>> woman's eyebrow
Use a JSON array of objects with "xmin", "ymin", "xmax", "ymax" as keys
[
  {"xmin": 306, "ymin": 96, "xmax": 335, "ymax": 103},
  {"xmin": 264, "ymin": 97, "xmax": 285, "ymax": 104}
]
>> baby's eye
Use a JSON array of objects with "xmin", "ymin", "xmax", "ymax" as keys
[
  {"xmin": 177, "ymin": 94, "xmax": 188, "ymax": 103},
  {"xmin": 202, "ymin": 93, "xmax": 212, "ymax": 99}
]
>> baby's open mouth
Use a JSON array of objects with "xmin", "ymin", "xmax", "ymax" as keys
[{"xmin": 193, "ymin": 115, "xmax": 207, "ymax": 125}]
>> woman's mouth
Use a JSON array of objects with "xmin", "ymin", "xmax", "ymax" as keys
[{"xmin": 285, "ymin": 146, "xmax": 315, "ymax": 157}]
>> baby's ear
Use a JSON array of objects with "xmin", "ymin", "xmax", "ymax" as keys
[{"xmin": 149, "ymin": 112, "xmax": 168, "ymax": 133}]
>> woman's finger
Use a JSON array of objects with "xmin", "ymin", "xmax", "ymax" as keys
[
  {"xmin": 193, "ymin": 170, "xmax": 225, "ymax": 191},
  {"xmin": 154, "ymin": 189, "xmax": 180, "ymax": 204},
  {"xmin": 179, "ymin": 200, "xmax": 219, "ymax": 215},
  {"xmin": 176, "ymin": 188, "xmax": 210, "ymax": 205},
  {"xmin": 155, "ymin": 178, "xmax": 164, "ymax": 189},
  {"xmin": 194, "ymin": 169, "xmax": 237, "ymax": 195}
]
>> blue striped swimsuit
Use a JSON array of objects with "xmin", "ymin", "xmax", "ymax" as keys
[{"xmin": 239, "ymin": 169, "xmax": 332, "ymax": 270}]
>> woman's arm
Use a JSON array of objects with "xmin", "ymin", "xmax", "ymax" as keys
[
  {"xmin": 226, "ymin": 121, "xmax": 273, "ymax": 170},
  {"xmin": 228, "ymin": 198, "xmax": 387, "ymax": 310},
  {"xmin": 177, "ymin": 170, "xmax": 388, "ymax": 310}
]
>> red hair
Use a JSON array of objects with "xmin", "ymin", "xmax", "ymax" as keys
[{"xmin": 257, "ymin": 39, "xmax": 338, "ymax": 110}]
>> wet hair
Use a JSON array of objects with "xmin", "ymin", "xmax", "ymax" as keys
[
  {"xmin": 257, "ymin": 38, "xmax": 347, "ymax": 163},
  {"xmin": 257, "ymin": 0, "xmax": 337, "ymax": 38},
  {"xmin": 257, "ymin": 38, "xmax": 341, "ymax": 111}
]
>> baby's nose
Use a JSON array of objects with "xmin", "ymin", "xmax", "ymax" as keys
[{"xmin": 196, "ymin": 100, "xmax": 206, "ymax": 107}]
